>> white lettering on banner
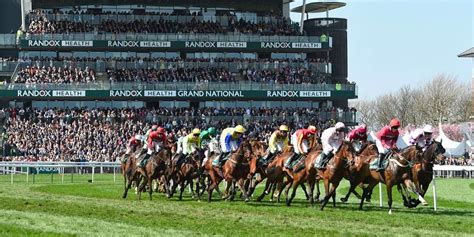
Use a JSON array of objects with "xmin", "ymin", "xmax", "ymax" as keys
[
  {"xmin": 52, "ymin": 90, "xmax": 86, "ymax": 97},
  {"xmin": 28, "ymin": 40, "xmax": 60, "ymax": 47},
  {"xmin": 260, "ymin": 42, "xmax": 291, "ymax": 49},
  {"xmin": 107, "ymin": 41, "xmax": 139, "ymax": 47},
  {"xmin": 266, "ymin": 91, "xmax": 299, "ymax": 97},
  {"xmin": 216, "ymin": 42, "xmax": 247, "ymax": 48},
  {"xmin": 144, "ymin": 90, "xmax": 176, "ymax": 97},
  {"xmin": 109, "ymin": 90, "xmax": 143, "ymax": 97},
  {"xmin": 299, "ymin": 91, "xmax": 331, "ymax": 97},
  {"xmin": 291, "ymin": 42, "xmax": 322, "ymax": 49},
  {"xmin": 139, "ymin": 41, "xmax": 171, "ymax": 48},
  {"xmin": 17, "ymin": 90, "xmax": 51, "ymax": 97},
  {"xmin": 185, "ymin": 41, "xmax": 216, "ymax": 48},
  {"xmin": 61, "ymin": 41, "xmax": 93, "ymax": 47},
  {"xmin": 177, "ymin": 90, "xmax": 243, "ymax": 97}
]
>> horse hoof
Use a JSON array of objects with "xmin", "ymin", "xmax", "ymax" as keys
[
  {"xmin": 388, "ymin": 209, "xmax": 392, "ymax": 215},
  {"xmin": 269, "ymin": 198, "xmax": 273, "ymax": 202},
  {"xmin": 340, "ymin": 198, "xmax": 347, "ymax": 203},
  {"xmin": 245, "ymin": 198, "xmax": 250, "ymax": 202}
]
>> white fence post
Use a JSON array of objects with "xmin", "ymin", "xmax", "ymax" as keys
[
  {"xmin": 379, "ymin": 182, "xmax": 383, "ymax": 207},
  {"xmin": 432, "ymin": 172, "xmax": 438, "ymax": 211}
]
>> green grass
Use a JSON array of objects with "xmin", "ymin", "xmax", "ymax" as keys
[{"xmin": 0, "ymin": 174, "xmax": 473, "ymax": 236}]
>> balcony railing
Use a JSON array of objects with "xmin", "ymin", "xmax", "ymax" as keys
[
  {"xmin": 0, "ymin": 34, "xmax": 16, "ymax": 47},
  {"xmin": 1, "ymin": 82, "xmax": 356, "ymax": 91},
  {"xmin": 24, "ymin": 33, "xmax": 322, "ymax": 43}
]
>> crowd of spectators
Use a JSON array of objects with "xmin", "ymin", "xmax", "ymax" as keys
[
  {"xmin": 107, "ymin": 67, "xmax": 235, "ymax": 83},
  {"xmin": 241, "ymin": 67, "xmax": 328, "ymax": 84},
  {"xmin": 14, "ymin": 65, "xmax": 96, "ymax": 84},
  {"xmin": 27, "ymin": 9, "xmax": 300, "ymax": 35},
  {"xmin": 0, "ymin": 107, "xmax": 352, "ymax": 162}
]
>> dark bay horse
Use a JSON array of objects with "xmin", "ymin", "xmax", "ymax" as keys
[
  {"xmin": 246, "ymin": 140, "xmax": 267, "ymax": 198},
  {"xmin": 168, "ymin": 149, "xmax": 205, "ymax": 200},
  {"xmin": 412, "ymin": 140, "xmax": 445, "ymax": 197},
  {"xmin": 136, "ymin": 146, "xmax": 173, "ymax": 200},
  {"xmin": 358, "ymin": 145, "xmax": 428, "ymax": 214},
  {"xmin": 318, "ymin": 141, "xmax": 356, "ymax": 210},
  {"xmin": 121, "ymin": 150, "xmax": 141, "ymax": 199}
]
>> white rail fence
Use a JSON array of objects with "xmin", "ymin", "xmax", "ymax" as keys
[{"xmin": 0, "ymin": 162, "xmax": 473, "ymax": 211}]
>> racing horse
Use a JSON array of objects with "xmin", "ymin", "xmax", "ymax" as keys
[
  {"xmin": 136, "ymin": 146, "xmax": 173, "ymax": 200},
  {"xmin": 358, "ymin": 145, "xmax": 428, "ymax": 214},
  {"xmin": 167, "ymin": 149, "xmax": 206, "ymax": 200}
]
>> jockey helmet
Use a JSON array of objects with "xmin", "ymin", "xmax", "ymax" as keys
[
  {"xmin": 234, "ymin": 125, "xmax": 245, "ymax": 134},
  {"xmin": 389, "ymin": 119, "xmax": 401, "ymax": 128},
  {"xmin": 307, "ymin": 125, "xmax": 317, "ymax": 134},
  {"xmin": 208, "ymin": 127, "xmax": 217, "ymax": 136},
  {"xmin": 192, "ymin": 128, "xmax": 201, "ymax": 135},
  {"xmin": 279, "ymin": 125, "xmax": 289, "ymax": 132},
  {"xmin": 167, "ymin": 133, "xmax": 175, "ymax": 141},
  {"xmin": 156, "ymin": 127, "xmax": 165, "ymax": 134},
  {"xmin": 358, "ymin": 124, "xmax": 367, "ymax": 133},
  {"xmin": 151, "ymin": 125, "xmax": 158, "ymax": 131},
  {"xmin": 335, "ymin": 122, "xmax": 345, "ymax": 131},
  {"xmin": 423, "ymin": 125, "xmax": 434, "ymax": 134}
]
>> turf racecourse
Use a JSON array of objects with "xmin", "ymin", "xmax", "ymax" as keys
[{"xmin": 0, "ymin": 174, "xmax": 473, "ymax": 236}]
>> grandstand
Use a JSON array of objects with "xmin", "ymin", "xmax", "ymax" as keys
[{"xmin": 0, "ymin": 0, "xmax": 355, "ymax": 112}]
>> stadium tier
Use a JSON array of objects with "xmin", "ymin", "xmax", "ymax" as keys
[{"xmin": 0, "ymin": 1, "xmax": 355, "ymax": 121}]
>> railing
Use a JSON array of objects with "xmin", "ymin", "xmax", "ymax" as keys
[
  {"xmin": 9, "ymin": 60, "xmax": 331, "ymax": 74},
  {"xmin": 3, "ymin": 82, "xmax": 357, "ymax": 91},
  {"xmin": 0, "ymin": 34, "xmax": 16, "ymax": 47},
  {"xmin": 24, "ymin": 33, "xmax": 322, "ymax": 43}
]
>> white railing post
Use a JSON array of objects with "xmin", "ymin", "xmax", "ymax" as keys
[
  {"xmin": 379, "ymin": 182, "xmax": 383, "ymax": 207},
  {"xmin": 91, "ymin": 164, "xmax": 95, "ymax": 183},
  {"xmin": 432, "ymin": 172, "xmax": 437, "ymax": 211}
]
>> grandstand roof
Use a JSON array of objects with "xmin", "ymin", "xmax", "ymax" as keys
[
  {"xmin": 458, "ymin": 47, "xmax": 474, "ymax": 58},
  {"xmin": 291, "ymin": 1, "xmax": 346, "ymax": 13}
]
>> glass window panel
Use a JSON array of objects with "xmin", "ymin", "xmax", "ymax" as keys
[
  {"xmin": 65, "ymin": 101, "xmax": 80, "ymax": 109},
  {"xmin": 82, "ymin": 101, "xmax": 97, "ymax": 109},
  {"xmin": 48, "ymin": 101, "xmax": 64, "ymax": 109}
]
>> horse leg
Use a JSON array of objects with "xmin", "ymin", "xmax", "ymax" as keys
[
  {"xmin": 179, "ymin": 179, "xmax": 186, "ymax": 201},
  {"xmin": 237, "ymin": 179, "xmax": 250, "ymax": 202},
  {"xmin": 308, "ymin": 179, "xmax": 315, "ymax": 206},
  {"xmin": 275, "ymin": 180, "xmax": 283, "ymax": 203},
  {"xmin": 397, "ymin": 184, "xmax": 410, "ymax": 207},
  {"xmin": 341, "ymin": 181, "xmax": 357, "ymax": 203},
  {"xmin": 387, "ymin": 183, "xmax": 393, "ymax": 214},
  {"xmin": 207, "ymin": 182, "xmax": 216, "ymax": 203},
  {"xmin": 301, "ymin": 183, "xmax": 310, "ymax": 200},
  {"xmin": 137, "ymin": 175, "xmax": 147, "ymax": 201},
  {"xmin": 332, "ymin": 189, "xmax": 337, "ymax": 207},
  {"xmin": 122, "ymin": 172, "xmax": 134, "ymax": 199},
  {"xmin": 320, "ymin": 178, "xmax": 331, "ymax": 210},
  {"xmin": 404, "ymin": 179, "xmax": 428, "ymax": 206},
  {"xmin": 284, "ymin": 179, "xmax": 293, "ymax": 205},
  {"xmin": 229, "ymin": 180, "xmax": 237, "ymax": 201},
  {"xmin": 148, "ymin": 176, "xmax": 153, "ymax": 200},
  {"xmin": 286, "ymin": 181, "xmax": 299, "ymax": 207},
  {"xmin": 315, "ymin": 178, "xmax": 321, "ymax": 202},
  {"xmin": 257, "ymin": 179, "xmax": 272, "ymax": 202}
]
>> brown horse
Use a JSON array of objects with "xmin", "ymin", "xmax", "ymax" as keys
[
  {"xmin": 255, "ymin": 147, "xmax": 310, "ymax": 203},
  {"xmin": 318, "ymin": 141, "xmax": 356, "ymax": 210},
  {"xmin": 204, "ymin": 139, "xmax": 253, "ymax": 202},
  {"xmin": 358, "ymin": 145, "xmax": 428, "ymax": 214},
  {"xmin": 412, "ymin": 140, "xmax": 445, "ymax": 197},
  {"xmin": 168, "ymin": 149, "xmax": 205, "ymax": 200},
  {"xmin": 284, "ymin": 144, "xmax": 322, "ymax": 207},
  {"xmin": 246, "ymin": 140, "xmax": 267, "ymax": 197},
  {"xmin": 340, "ymin": 141, "xmax": 378, "ymax": 203},
  {"xmin": 121, "ymin": 150, "xmax": 141, "ymax": 199},
  {"xmin": 136, "ymin": 146, "xmax": 173, "ymax": 200}
]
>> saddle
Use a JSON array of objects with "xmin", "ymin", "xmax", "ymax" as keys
[
  {"xmin": 212, "ymin": 152, "xmax": 231, "ymax": 167},
  {"xmin": 289, "ymin": 154, "xmax": 306, "ymax": 173},
  {"xmin": 369, "ymin": 152, "xmax": 394, "ymax": 170}
]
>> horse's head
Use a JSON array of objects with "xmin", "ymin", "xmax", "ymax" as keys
[
  {"xmin": 424, "ymin": 140, "xmax": 446, "ymax": 164},
  {"xmin": 335, "ymin": 141, "xmax": 356, "ymax": 162},
  {"xmin": 398, "ymin": 145, "xmax": 419, "ymax": 162},
  {"xmin": 249, "ymin": 139, "xmax": 266, "ymax": 159}
]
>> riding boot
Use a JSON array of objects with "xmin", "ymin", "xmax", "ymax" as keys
[
  {"xmin": 322, "ymin": 152, "xmax": 334, "ymax": 168},
  {"xmin": 218, "ymin": 152, "xmax": 228, "ymax": 167},
  {"xmin": 284, "ymin": 153, "xmax": 296, "ymax": 169},
  {"xmin": 376, "ymin": 153, "xmax": 385, "ymax": 171},
  {"xmin": 140, "ymin": 153, "xmax": 150, "ymax": 168}
]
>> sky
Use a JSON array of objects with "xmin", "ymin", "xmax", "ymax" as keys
[{"xmin": 289, "ymin": 0, "xmax": 473, "ymax": 100}]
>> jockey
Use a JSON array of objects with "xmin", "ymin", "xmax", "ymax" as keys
[
  {"xmin": 284, "ymin": 125, "xmax": 317, "ymax": 170},
  {"xmin": 409, "ymin": 125, "xmax": 434, "ymax": 151},
  {"xmin": 177, "ymin": 128, "xmax": 202, "ymax": 156},
  {"xmin": 263, "ymin": 125, "xmax": 289, "ymax": 161},
  {"xmin": 167, "ymin": 132, "xmax": 176, "ymax": 144},
  {"xmin": 200, "ymin": 127, "xmax": 218, "ymax": 149},
  {"xmin": 347, "ymin": 124, "xmax": 368, "ymax": 143},
  {"xmin": 217, "ymin": 125, "xmax": 245, "ymax": 166},
  {"xmin": 375, "ymin": 119, "xmax": 400, "ymax": 171},
  {"xmin": 142, "ymin": 125, "xmax": 158, "ymax": 143},
  {"xmin": 320, "ymin": 122, "xmax": 346, "ymax": 168},
  {"xmin": 137, "ymin": 126, "xmax": 167, "ymax": 167},
  {"xmin": 125, "ymin": 134, "xmax": 144, "ymax": 155}
]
